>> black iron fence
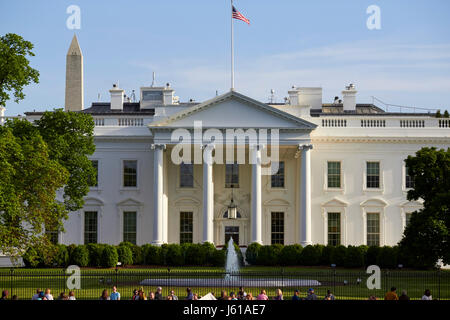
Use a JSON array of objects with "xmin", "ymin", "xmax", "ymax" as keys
[{"xmin": 0, "ymin": 268, "xmax": 449, "ymax": 300}]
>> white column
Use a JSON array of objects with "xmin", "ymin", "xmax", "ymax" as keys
[
  {"xmin": 151, "ymin": 144, "xmax": 165, "ymax": 245},
  {"xmin": 202, "ymin": 145, "xmax": 214, "ymax": 244},
  {"xmin": 251, "ymin": 145, "xmax": 262, "ymax": 244},
  {"xmin": 299, "ymin": 144, "xmax": 313, "ymax": 246}
]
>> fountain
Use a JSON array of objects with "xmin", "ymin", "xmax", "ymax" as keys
[{"xmin": 140, "ymin": 240, "xmax": 321, "ymax": 288}]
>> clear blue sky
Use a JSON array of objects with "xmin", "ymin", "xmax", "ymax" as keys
[{"xmin": 1, "ymin": 0, "xmax": 450, "ymax": 116}]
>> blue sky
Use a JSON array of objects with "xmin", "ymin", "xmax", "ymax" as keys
[{"xmin": 1, "ymin": 0, "xmax": 450, "ymax": 116}]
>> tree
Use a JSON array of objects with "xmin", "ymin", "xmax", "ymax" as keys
[
  {"xmin": 0, "ymin": 125, "xmax": 68, "ymax": 259},
  {"xmin": 0, "ymin": 33, "xmax": 39, "ymax": 107},
  {"xmin": 399, "ymin": 147, "xmax": 450, "ymax": 267},
  {"xmin": 444, "ymin": 110, "xmax": 449, "ymax": 118}
]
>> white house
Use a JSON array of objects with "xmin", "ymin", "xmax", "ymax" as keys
[{"xmin": 5, "ymin": 36, "xmax": 450, "ymax": 251}]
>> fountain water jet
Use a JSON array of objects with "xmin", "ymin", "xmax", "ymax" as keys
[{"xmin": 224, "ymin": 238, "xmax": 239, "ymax": 281}]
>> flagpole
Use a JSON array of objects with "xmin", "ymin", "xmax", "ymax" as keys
[{"xmin": 231, "ymin": 0, "xmax": 234, "ymax": 91}]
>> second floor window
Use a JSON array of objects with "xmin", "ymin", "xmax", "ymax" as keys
[
  {"xmin": 123, "ymin": 160, "xmax": 137, "ymax": 187},
  {"xmin": 271, "ymin": 162, "xmax": 285, "ymax": 188},
  {"xmin": 180, "ymin": 163, "xmax": 194, "ymax": 188},
  {"xmin": 225, "ymin": 164, "xmax": 239, "ymax": 188},
  {"xmin": 366, "ymin": 162, "xmax": 380, "ymax": 189},
  {"xmin": 327, "ymin": 161, "xmax": 341, "ymax": 188}
]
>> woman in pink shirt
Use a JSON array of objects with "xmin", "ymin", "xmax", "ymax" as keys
[{"xmin": 257, "ymin": 290, "xmax": 269, "ymax": 300}]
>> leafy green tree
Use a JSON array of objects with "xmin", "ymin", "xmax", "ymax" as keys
[
  {"xmin": 399, "ymin": 147, "xmax": 450, "ymax": 267},
  {"xmin": 444, "ymin": 110, "xmax": 449, "ymax": 118},
  {"xmin": 0, "ymin": 33, "xmax": 39, "ymax": 107}
]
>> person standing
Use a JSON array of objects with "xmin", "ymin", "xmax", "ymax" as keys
[
  {"xmin": 292, "ymin": 289, "xmax": 301, "ymax": 301},
  {"xmin": 110, "ymin": 286, "xmax": 120, "ymax": 300},
  {"xmin": 186, "ymin": 288, "xmax": 194, "ymax": 300},
  {"xmin": 399, "ymin": 290, "xmax": 410, "ymax": 301},
  {"xmin": 305, "ymin": 288, "xmax": 317, "ymax": 300},
  {"xmin": 422, "ymin": 289, "xmax": 432, "ymax": 300},
  {"xmin": 155, "ymin": 287, "xmax": 164, "ymax": 300},
  {"xmin": 384, "ymin": 287, "xmax": 399, "ymax": 300},
  {"xmin": 324, "ymin": 290, "xmax": 335, "ymax": 300}
]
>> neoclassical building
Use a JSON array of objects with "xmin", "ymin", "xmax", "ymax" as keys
[{"xmin": 11, "ymin": 36, "xmax": 450, "ymax": 248}]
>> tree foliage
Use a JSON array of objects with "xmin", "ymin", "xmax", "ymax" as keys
[
  {"xmin": 399, "ymin": 147, "xmax": 450, "ymax": 267},
  {"xmin": 0, "ymin": 33, "xmax": 39, "ymax": 107}
]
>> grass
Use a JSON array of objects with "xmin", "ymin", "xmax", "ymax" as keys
[{"xmin": 1, "ymin": 266, "xmax": 449, "ymax": 300}]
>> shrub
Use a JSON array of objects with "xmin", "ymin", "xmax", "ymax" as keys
[
  {"xmin": 142, "ymin": 244, "xmax": 162, "ymax": 265},
  {"xmin": 202, "ymin": 242, "xmax": 218, "ymax": 266},
  {"xmin": 358, "ymin": 245, "xmax": 369, "ymax": 265},
  {"xmin": 256, "ymin": 245, "xmax": 283, "ymax": 266},
  {"xmin": 117, "ymin": 245, "xmax": 133, "ymax": 266},
  {"xmin": 119, "ymin": 242, "xmax": 142, "ymax": 265},
  {"xmin": 211, "ymin": 249, "xmax": 226, "ymax": 267},
  {"xmin": 366, "ymin": 246, "xmax": 380, "ymax": 266},
  {"xmin": 86, "ymin": 243, "xmax": 104, "ymax": 267},
  {"xmin": 164, "ymin": 244, "xmax": 184, "ymax": 266},
  {"xmin": 299, "ymin": 245, "xmax": 321, "ymax": 266},
  {"xmin": 23, "ymin": 247, "xmax": 41, "ymax": 268},
  {"xmin": 245, "ymin": 243, "xmax": 261, "ymax": 265},
  {"xmin": 184, "ymin": 244, "xmax": 204, "ymax": 265},
  {"xmin": 71, "ymin": 245, "xmax": 89, "ymax": 267},
  {"xmin": 330, "ymin": 245, "xmax": 347, "ymax": 267},
  {"xmin": 53, "ymin": 244, "xmax": 70, "ymax": 267},
  {"xmin": 100, "ymin": 245, "xmax": 119, "ymax": 268},
  {"xmin": 280, "ymin": 245, "xmax": 303, "ymax": 266},
  {"xmin": 344, "ymin": 246, "xmax": 365, "ymax": 268},
  {"xmin": 376, "ymin": 246, "xmax": 397, "ymax": 268},
  {"xmin": 320, "ymin": 245, "xmax": 335, "ymax": 266}
]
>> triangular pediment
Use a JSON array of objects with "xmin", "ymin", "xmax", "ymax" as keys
[
  {"xmin": 149, "ymin": 91, "xmax": 316, "ymax": 130},
  {"xmin": 360, "ymin": 198, "xmax": 388, "ymax": 207},
  {"xmin": 322, "ymin": 198, "xmax": 349, "ymax": 207},
  {"xmin": 116, "ymin": 198, "xmax": 142, "ymax": 207}
]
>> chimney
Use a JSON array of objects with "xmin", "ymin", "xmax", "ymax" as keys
[
  {"xmin": 162, "ymin": 83, "xmax": 174, "ymax": 105},
  {"xmin": 342, "ymin": 83, "xmax": 357, "ymax": 112},
  {"xmin": 288, "ymin": 87, "xmax": 322, "ymax": 117},
  {"xmin": 110, "ymin": 84, "xmax": 124, "ymax": 110}
]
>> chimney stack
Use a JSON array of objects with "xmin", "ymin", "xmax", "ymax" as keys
[
  {"xmin": 342, "ymin": 83, "xmax": 357, "ymax": 112},
  {"xmin": 110, "ymin": 84, "xmax": 124, "ymax": 110}
]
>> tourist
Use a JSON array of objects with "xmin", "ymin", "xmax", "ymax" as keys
[
  {"xmin": 0, "ymin": 290, "xmax": 9, "ymax": 300},
  {"xmin": 100, "ymin": 289, "xmax": 110, "ymax": 300},
  {"xmin": 218, "ymin": 290, "xmax": 228, "ymax": 300},
  {"xmin": 422, "ymin": 289, "xmax": 432, "ymax": 300},
  {"xmin": 39, "ymin": 291, "xmax": 47, "ymax": 300},
  {"xmin": 229, "ymin": 292, "xmax": 238, "ymax": 300},
  {"xmin": 238, "ymin": 287, "xmax": 247, "ymax": 300},
  {"xmin": 138, "ymin": 288, "xmax": 147, "ymax": 300},
  {"xmin": 399, "ymin": 290, "xmax": 410, "ymax": 301},
  {"xmin": 305, "ymin": 288, "xmax": 317, "ymax": 300},
  {"xmin": 368, "ymin": 295, "xmax": 378, "ymax": 300},
  {"xmin": 44, "ymin": 288, "xmax": 54, "ymax": 300},
  {"xmin": 384, "ymin": 287, "xmax": 398, "ymax": 300},
  {"xmin": 257, "ymin": 290, "xmax": 269, "ymax": 300},
  {"xmin": 167, "ymin": 295, "xmax": 173, "ymax": 300},
  {"xmin": 274, "ymin": 289, "xmax": 283, "ymax": 300},
  {"xmin": 155, "ymin": 287, "xmax": 164, "ymax": 300},
  {"xmin": 148, "ymin": 292, "xmax": 155, "ymax": 300},
  {"xmin": 186, "ymin": 288, "xmax": 193, "ymax": 300},
  {"xmin": 193, "ymin": 293, "xmax": 199, "ymax": 300},
  {"xmin": 292, "ymin": 289, "xmax": 301, "ymax": 301},
  {"xmin": 58, "ymin": 292, "xmax": 68, "ymax": 300},
  {"xmin": 32, "ymin": 288, "xmax": 41, "ymax": 300},
  {"xmin": 324, "ymin": 290, "xmax": 335, "ymax": 300},
  {"xmin": 110, "ymin": 286, "xmax": 120, "ymax": 300},
  {"xmin": 68, "ymin": 291, "xmax": 76, "ymax": 300},
  {"xmin": 11, "ymin": 295, "xmax": 18, "ymax": 300},
  {"xmin": 132, "ymin": 289, "xmax": 139, "ymax": 300},
  {"xmin": 169, "ymin": 290, "xmax": 178, "ymax": 300},
  {"xmin": 246, "ymin": 293, "xmax": 254, "ymax": 300}
]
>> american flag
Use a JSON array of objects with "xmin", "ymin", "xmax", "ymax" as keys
[{"xmin": 232, "ymin": 6, "xmax": 250, "ymax": 25}]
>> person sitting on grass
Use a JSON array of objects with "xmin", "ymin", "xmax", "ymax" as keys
[
  {"xmin": 110, "ymin": 286, "xmax": 120, "ymax": 300},
  {"xmin": 324, "ymin": 290, "xmax": 335, "ymax": 300},
  {"xmin": 257, "ymin": 290, "xmax": 269, "ymax": 300},
  {"xmin": 384, "ymin": 287, "xmax": 398, "ymax": 300},
  {"xmin": 292, "ymin": 289, "xmax": 302, "ymax": 301},
  {"xmin": 305, "ymin": 288, "xmax": 317, "ymax": 300},
  {"xmin": 100, "ymin": 289, "xmax": 110, "ymax": 300}
]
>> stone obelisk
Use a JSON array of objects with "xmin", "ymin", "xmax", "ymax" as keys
[{"xmin": 65, "ymin": 35, "xmax": 84, "ymax": 111}]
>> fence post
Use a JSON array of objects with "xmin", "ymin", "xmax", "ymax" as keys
[
  {"xmin": 10, "ymin": 268, "xmax": 13, "ymax": 300},
  {"xmin": 115, "ymin": 266, "xmax": 118, "ymax": 288},
  {"xmin": 438, "ymin": 268, "xmax": 441, "ymax": 300}
]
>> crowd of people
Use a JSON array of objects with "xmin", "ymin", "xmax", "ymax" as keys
[{"xmin": 0, "ymin": 286, "xmax": 436, "ymax": 301}]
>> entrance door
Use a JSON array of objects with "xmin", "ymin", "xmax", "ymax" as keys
[{"xmin": 225, "ymin": 226, "xmax": 239, "ymax": 245}]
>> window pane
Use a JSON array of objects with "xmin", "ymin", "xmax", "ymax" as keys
[
  {"xmin": 180, "ymin": 163, "xmax": 194, "ymax": 188},
  {"xmin": 84, "ymin": 211, "xmax": 98, "ymax": 244},
  {"xmin": 123, "ymin": 211, "xmax": 137, "ymax": 244},
  {"xmin": 123, "ymin": 160, "xmax": 137, "ymax": 187},
  {"xmin": 90, "ymin": 160, "xmax": 98, "ymax": 187},
  {"xmin": 180, "ymin": 212, "xmax": 193, "ymax": 244},
  {"xmin": 271, "ymin": 212, "xmax": 284, "ymax": 245},
  {"xmin": 366, "ymin": 162, "xmax": 380, "ymax": 188},
  {"xmin": 327, "ymin": 161, "xmax": 341, "ymax": 188},
  {"xmin": 405, "ymin": 166, "xmax": 414, "ymax": 189},
  {"xmin": 225, "ymin": 164, "xmax": 239, "ymax": 188},
  {"xmin": 327, "ymin": 212, "xmax": 341, "ymax": 246},
  {"xmin": 271, "ymin": 162, "xmax": 285, "ymax": 188},
  {"xmin": 367, "ymin": 213, "xmax": 380, "ymax": 246}
]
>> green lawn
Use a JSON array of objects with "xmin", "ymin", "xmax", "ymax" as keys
[{"xmin": 1, "ymin": 266, "xmax": 448, "ymax": 300}]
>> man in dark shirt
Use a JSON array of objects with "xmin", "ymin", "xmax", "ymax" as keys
[
  {"xmin": 292, "ymin": 289, "xmax": 302, "ymax": 301},
  {"xmin": 154, "ymin": 287, "xmax": 164, "ymax": 300}
]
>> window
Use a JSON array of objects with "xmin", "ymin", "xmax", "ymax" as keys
[
  {"xmin": 271, "ymin": 162, "xmax": 285, "ymax": 188},
  {"xmin": 123, "ymin": 211, "xmax": 137, "ymax": 244},
  {"xmin": 180, "ymin": 211, "xmax": 193, "ymax": 244},
  {"xmin": 327, "ymin": 212, "xmax": 341, "ymax": 246},
  {"xmin": 366, "ymin": 162, "xmax": 380, "ymax": 189},
  {"xmin": 327, "ymin": 161, "xmax": 341, "ymax": 188},
  {"xmin": 123, "ymin": 160, "xmax": 137, "ymax": 187},
  {"xmin": 366, "ymin": 212, "xmax": 380, "ymax": 246},
  {"xmin": 90, "ymin": 160, "xmax": 98, "ymax": 187},
  {"xmin": 405, "ymin": 213, "xmax": 412, "ymax": 227},
  {"xmin": 180, "ymin": 163, "xmax": 194, "ymax": 188},
  {"xmin": 225, "ymin": 164, "xmax": 239, "ymax": 188},
  {"xmin": 271, "ymin": 212, "xmax": 284, "ymax": 245},
  {"xmin": 45, "ymin": 228, "xmax": 59, "ymax": 245},
  {"xmin": 84, "ymin": 211, "xmax": 98, "ymax": 244},
  {"xmin": 405, "ymin": 166, "xmax": 414, "ymax": 189}
]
